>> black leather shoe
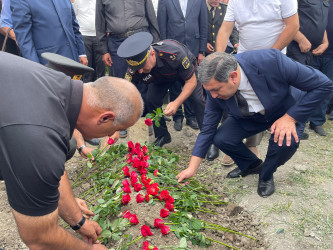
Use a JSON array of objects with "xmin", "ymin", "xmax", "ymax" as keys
[
  {"xmin": 226, "ymin": 160, "xmax": 263, "ymax": 178},
  {"xmin": 186, "ymin": 118, "xmax": 199, "ymax": 130},
  {"xmin": 301, "ymin": 132, "xmax": 309, "ymax": 140},
  {"xmin": 174, "ymin": 119, "xmax": 183, "ymax": 131},
  {"xmin": 85, "ymin": 138, "xmax": 100, "ymax": 146},
  {"xmin": 154, "ymin": 133, "xmax": 172, "ymax": 147},
  {"xmin": 257, "ymin": 177, "xmax": 275, "ymax": 197},
  {"xmin": 329, "ymin": 111, "xmax": 333, "ymax": 121},
  {"xmin": 310, "ymin": 125, "xmax": 326, "ymax": 136},
  {"xmin": 164, "ymin": 116, "xmax": 171, "ymax": 122},
  {"xmin": 206, "ymin": 144, "xmax": 219, "ymax": 161}
]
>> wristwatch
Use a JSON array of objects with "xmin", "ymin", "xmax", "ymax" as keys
[
  {"xmin": 70, "ymin": 215, "xmax": 86, "ymax": 231},
  {"xmin": 78, "ymin": 145, "xmax": 86, "ymax": 154}
]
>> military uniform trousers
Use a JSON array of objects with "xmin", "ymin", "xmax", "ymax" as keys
[{"xmin": 146, "ymin": 71, "xmax": 205, "ymax": 138}]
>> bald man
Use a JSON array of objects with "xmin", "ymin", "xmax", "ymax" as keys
[{"xmin": 0, "ymin": 51, "xmax": 143, "ymax": 249}]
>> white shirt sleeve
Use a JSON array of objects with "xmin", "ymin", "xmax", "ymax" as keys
[
  {"xmin": 224, "ymin": 0, "xmax": 236, "ymax": 22},
  {"xmin": 281, "ymin": 0, "xmax": 298, "ymax": 19}
]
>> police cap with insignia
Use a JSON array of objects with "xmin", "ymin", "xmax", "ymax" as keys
[
  {"xmin": 117, "ymin": 32, "xmax": 153, "ymax": 71},
  {"xmin": 41, "ymin": 52, "xmax": 94, "ymax": 80}
]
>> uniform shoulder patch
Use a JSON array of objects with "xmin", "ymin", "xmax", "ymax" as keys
[
  {"xmin": 158, "ymin": 51, "xmax": 177, "ymax": 61},
  {"xmin": 125, "ymin": 68, "xmax": 134, "ymax": 82},
  {"xmin": 182, "ymin": 56, "xmax": 190, "ymax": 69}
]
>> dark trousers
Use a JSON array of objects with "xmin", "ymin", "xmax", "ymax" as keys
[
  {"xmin": 146, "ymin": 74, "xmax": 205, "ymax": 138},
  {"xmin": 107, "ymin": 35, "xmax": 128, "ymax": 78},
  {"xmin": 0, "ymin": 34, "xmax": 20, "ymax": 56},
  {"xmin": 82, "ymin": 36, "xmax": 105, "ymax": 82},
  {"xmin": 308, "ymin": 55, "xmax": 333, "ymax": 126},
  {"xmin": 213, "ymin": 113, "xmax": 305, "ymax": 181},
  {"xmin": 170, "ymin": 81, "xmax": 196, "ymax": 122},
  {"xmin": 287, "ymin": 41, "xmax": 314, "ymax": 66}
]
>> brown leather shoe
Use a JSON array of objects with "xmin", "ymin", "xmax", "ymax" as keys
[{"xmin": 221, "ymin": 154, "xmax": 234, "ymax": 166}]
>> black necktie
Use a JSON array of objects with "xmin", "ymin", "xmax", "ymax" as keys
[
  {"xmin": 234, "ymin": 90, "xmax": 250, "ymax": 117},
  {"xmin": 210, "ymin": 7, "xmax": 214, "ymax": 19}
]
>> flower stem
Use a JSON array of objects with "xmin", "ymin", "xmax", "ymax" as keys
[
  {"xmin": 206, "ymin": 237, "xmax": 239, "ymax": 250},
  {"xmin": 126, "ymin": 235, "xmax": 142, "ymax": 246}
]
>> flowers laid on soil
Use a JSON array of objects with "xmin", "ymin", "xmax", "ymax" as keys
[{"xmin": 71, "ymin": 141, "xmax": 257, "ymax": 249}]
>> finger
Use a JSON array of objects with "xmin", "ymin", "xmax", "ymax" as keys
[
  {"xmin": 273, "ymin": 127, "xmax": 280, "ymax": 143},
  {"xmin": 176, "ymin": 173, "xmax": 184, "ymax": 182},
  {"xmin": 278, "ymin": 130, "xmax": 286, "ymax": 146},
  {"xmin": 82, "ymin": 208, "xmax": 95, "ymax": 216},
  {"xmin": 285, "ymin": 130, "xmax": 292, "ymax": 146},
  {"xmin": 292, "ymin": 129, "xmax": 299, "ymax": 143}
]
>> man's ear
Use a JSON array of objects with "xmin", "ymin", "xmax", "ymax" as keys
[
  {"xmin": 230, "ymin": 71, "xmax": 238, "ymax": 81},
  {"xmin": 98, "ymin": 111, "xmax": 115, "ymax": 124}
]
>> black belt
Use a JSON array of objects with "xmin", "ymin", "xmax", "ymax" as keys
[{"xmin": 111, "ymin": 28, "xmax": 148, "ymax": 39}]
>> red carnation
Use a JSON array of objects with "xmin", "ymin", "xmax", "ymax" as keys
[
  {"xmin": 136, "ymin": 194, "xmax": 144, "ymax": 203},
  {"xmin": 122, "ymin": 179, "xmax": 130, "ymax": 187},
  {"xmin": 165, "ymin": 195, "xmax": 175, "ymax": 204},
  {"xmin": 147, "ymin": 183, "xmax": 159, "ymax": 196},
  {"xmin": 156, "ymin": 195, "xmax": 163, "ymax": 201},
  {"xmin": 160, "ymin": 208, "xmax": 169, "ymax": 218},
  {"xmin": 141, "ymin": 225, "xmax": 153, "ymax": 237},
  {"xmin": 121, "ymin": 194, "xmax": 131, "ymax": 205},
  {"xmin": 130, "ymin": 214, "xmax": 139, "ymax": 225},
  {"xmin": 154, "ymin": 218, "xmax": 164, "ymax": 228},
  {"xmin": 145, "ymin": 194, "xmax": 150, "ymax": 202},
  {"xmin": 140, "ymin": 168, "xmax": 148, "ymax": 175},
  {"xmin": 123, "ymin": 185, "xmax": 131, "ymax": 194},
  {"xmin": 128, "ymin": 141, "xmax": 134, "ymax": 150},
  {"xmin": 142, "ymin": 145, "xmax": 148, "ymax": 155},
  {"xmin": 160, "ymin": 225, "xmax": 170, "ymax": 235},
  {"xmin": 153, "ymin": 248, "xmax": 158, "ymax": 250},
  {"xmin": 134, "ymin": 183, "xmax": 143, "ymax": 192},
  {"xmin": 108, "ymin": 137, "xmax": 115, "ymax": 145},
  {"xmin": 130, "ymin": 177, "xmax": 138, "ymax": 187},
  {"xmin": 143, "ymin": 240, "xmax": 150, "ymax": 250},
  {"xmin": 145, "ymin": 118, "xmax": 153, "ymax": 126},
  {"xmin": 123, "ymin": 166, "xmax": 130, "ymax": 177},
  {"xmin": 122, "ymin": 210, "xmax": 132, "ymax": 219},
  {"xmin": 160, "ymin": 190, "xmax": 169, "ymax": 199},
  {"xmin": 153, "ymin": 169, "xmax": 158, "ymax": 176},
  {"xmin": 165, "ymin": 203, "xmax": 174, "ymax": 211}
]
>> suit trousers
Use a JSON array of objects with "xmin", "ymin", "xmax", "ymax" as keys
[
  {"xmin": 146, "ymin": 75, "xmax": 205, "ymax": 138},
  {"xmin": 82, "ymin": 36, "xmax": 105, "ymax": 82},
  {"xmin": 107, "ymin": 35, "xmax": 128, "ymax": 78},
  {"xmin": 308, "ymin": 55, "xmax": 333, "ymax": 126},
  {"xmin": 213, "ymin": 113, "xmax": 305, "ymax": 181}
]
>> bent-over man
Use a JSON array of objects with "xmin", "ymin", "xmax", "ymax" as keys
[
  {"xmin": 0, "ymin": 51, "xmax": 143, "ymax": 249},
  {"xmin": 177, "ymin": 50, "xmax": 332, "ymax": 197}
]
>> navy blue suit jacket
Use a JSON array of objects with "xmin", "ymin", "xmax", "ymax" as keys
[
  {"xmin": 11, "ymin": 0, "xmax": 85, "ymax": 65},
  {"xmin": 157, "ymin": 0, "xmax": 207, "ymax": 57},
  {"xmin": 192, "ymin": 49, "xmax": 333, "ymax": 158}
]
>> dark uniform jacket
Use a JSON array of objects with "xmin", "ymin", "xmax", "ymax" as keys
[
  {"xmin": 125, "ymin": 39, "xmax": 197, "ymax": 85},
  {"xmin": 207, "ymin": 3, "xmax": 238, "ymax": 50}
]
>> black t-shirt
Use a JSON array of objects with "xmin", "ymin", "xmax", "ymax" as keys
[{"xmin": 0, "ymin": 52, "xmax": 83, "ymax": 216}]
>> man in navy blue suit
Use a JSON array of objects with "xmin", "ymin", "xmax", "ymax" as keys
[
  {"xmin": 176, "ymin": 50, "xmax": 333, "ymax": 197},
  {"xmin": 10, "ymin": 0, "xmax": 87, "ymax": 65}
]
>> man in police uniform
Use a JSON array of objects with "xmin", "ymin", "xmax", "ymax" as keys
[
  {"xmin": 118, "ymin": 32, "xmax": 205, "ymax": 147},
  {"xmin": 0, "ymin": 51, "xmax": 143, "ymax": 249}
]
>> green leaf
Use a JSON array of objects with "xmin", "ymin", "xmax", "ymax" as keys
[
  {"xmin": 191, "ymin": 219, "xmax": 202, "ymax": 230},
  {"xmin": 87, "ymin": 161, "xmax": 93, "ymax": 169},
  {"xmin": 112, "ymin": 232, "xmax": 122, "ymax": 241},
  {"xmin": 101, "ymin": 230, "xmax": 112, "ymax": 238},
  {"xmin": 155, "ymin": 121, "xmax": 160, "ymax": 127},
  {"xmin": 179, "ymin": 237, "xmax": 187, "ymax": 248},
  {"xmin": 97, "ymin": 199, "xmax": 105, "ymax": 204}
]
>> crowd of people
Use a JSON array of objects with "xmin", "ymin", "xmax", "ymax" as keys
[{"xmin": 0, "ymin": 0, "xmax": 332, "ymax": 249}]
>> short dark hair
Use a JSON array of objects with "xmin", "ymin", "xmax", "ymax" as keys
[{"xmin": 198, "ymin": 52, "xmax": 238, "ymax": 84}]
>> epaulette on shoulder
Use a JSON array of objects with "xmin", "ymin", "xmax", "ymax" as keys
[{"xmin": 157, "ymin": 51, "xmax": 177, "ymax": 61}]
